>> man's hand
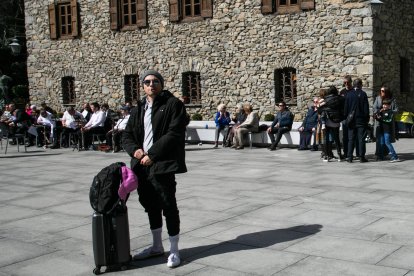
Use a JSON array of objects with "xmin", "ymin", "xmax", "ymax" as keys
[
  {"xmin": 140, "ymin": 155, "xmax": 153, "ymax": 166},
  {"xmin": 267, "ymin": 127, "xmax": 272, "ymax": 133},
  {"xmin": 133, "ymin": 149, "xmax": 145, "ymax": 160}
]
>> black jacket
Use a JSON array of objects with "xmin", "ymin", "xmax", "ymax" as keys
[
  {"xmin": 344, "ymin": 88, "xmax": 369, "ymax": 127},
  {"xmin": 122, "ymin": 90, "xmax": 188, "ymax": 175}
]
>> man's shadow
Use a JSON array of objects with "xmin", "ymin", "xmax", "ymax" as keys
[{"xmin": 131, "ymin": 224, "xmax": 322, "ymax": 268}]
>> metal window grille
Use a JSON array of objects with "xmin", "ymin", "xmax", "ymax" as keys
[
  {"xmin": 124, "ymin": 74, "xmax": 140, "ymax": 103},
  {"xmin": 62, "ymin": 76, "xmax": 76, "ymax": 105},
  {"xmin": 275, "ymin": 68, "xmax": 297, "ymax": 104},
  {"xmin": 182, "ymin": 72, "xmax": 201, "ymax": 104}
]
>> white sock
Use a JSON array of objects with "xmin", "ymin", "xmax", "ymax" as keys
[
  {"xmin": 151, "ymin": 227, "xmax": 163, "ymax": 250},
  {"xmin": 169, "ymin": 234, "xmax": 179, "ymax": 255}
]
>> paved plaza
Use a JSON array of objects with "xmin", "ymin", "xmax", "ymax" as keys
[{"xmin": 1, "ymin": 138, "xmax": 414, "ymax": 276}]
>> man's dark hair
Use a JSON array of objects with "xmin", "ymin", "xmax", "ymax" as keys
[
  {"xmin": 353, "ymin": 78, "xmax": 363, "ymax": 88},
  {"xmin": 343, "ymin": 75, "xmax": 352, "ymax": 84},
  {"xmin": 327, "ymin": 86, "xmax": 339, "ymax": 96},
  {"xmin": 90, "ymin": 102, "xmax": 100, "ymax": 109}
]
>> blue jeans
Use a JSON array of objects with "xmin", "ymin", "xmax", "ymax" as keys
[{"xmin": 379, "ymin": 132, "xmax": 398, "ymax": 160}]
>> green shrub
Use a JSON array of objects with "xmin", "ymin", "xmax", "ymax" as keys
[
  {"xmin": 191, "ymin": 113, "xmax": 203, "ymax": 121},
  {"xmin": 264, "ymin": 113, "xmax": 275, "ymax": 121}
]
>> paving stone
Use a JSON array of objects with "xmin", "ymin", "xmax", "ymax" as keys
[
  {"xmin": 284, "ymin": 235, "xmax": 400, "ymax": 264},
  {"xmin": 0, "ymin": 239, "xmax": 56, "ymax": 267},
  {"xmin": 378, "ymin": 245, "xmax": 414, "ymax": 270},
  {"xmin": 275, "ymin": 256, "xmax": 408, "ymax": 276},
  {"xmin": 186, "ymin": 242, "xmax": 306, "ymax": 275},
  {"xmin": 0, "ymin": 205, "xmax": 47, "ymax": 224}
]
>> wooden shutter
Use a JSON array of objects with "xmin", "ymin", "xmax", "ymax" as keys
[
  {"xmin": 301, "ymin": 0, "xmax": 315, "ymax": 10},
  {"xmin": 48, "ymin": 3, "xmax": 57, "ymax": 39},
  {"xmin": 201, "ymin": 0, "xmax": 213, "ymax": 18},
  {"xmin": 109, "ymin": 0, "xmax": 119, "ymax": 30},
  {"xmin": 169, "ymin": 0, "xmax": 180, "ymax": 22},
  {"xmin": 261, "ymin": 0, "xmax": 274, "ymax": 14},
  {"xmin": 136, "ymin": 0, "xmax": 147, "ymax": 28},
  {"xmin": 70, "ymin": 0, "xmax": 79, "ymax": 37}
]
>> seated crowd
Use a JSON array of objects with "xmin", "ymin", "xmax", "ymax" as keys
[
  {"xmin": 0, "ymin": 101, "xmax": 132, "ymax": 151},
  {"xmin": 1, "ymin": 75, "xmax": 404, "ymax": 162}
]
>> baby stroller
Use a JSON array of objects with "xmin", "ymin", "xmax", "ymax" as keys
[{"xmin": 395, "ymin": 111, "xmax": 414, "ymax": 138}]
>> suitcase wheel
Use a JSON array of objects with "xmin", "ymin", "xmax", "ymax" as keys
[{"xmin": 93, "ymin": 266, "xmax": 101, "ymax": 275}]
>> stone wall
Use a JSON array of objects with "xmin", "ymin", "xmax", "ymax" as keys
[
  {"xmin": 25, "ymin": 0, "xmax": 383, "ymax": 119},
  {"xmin": 373, "ymin": 0, "xmax": 414, "ymax": 111}
]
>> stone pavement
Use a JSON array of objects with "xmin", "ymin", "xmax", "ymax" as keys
[{"xmin": 0, "ymin": 138, "xmax": 414, "ymax": 276}]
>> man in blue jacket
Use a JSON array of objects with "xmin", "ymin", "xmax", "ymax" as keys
[
  {"xmin": 122, "ymin": 70, "xmax": 188, "ymax": 268},
  {"xmin": 267, "ymin": 101, "xmax": 294, "ymax": 151},
  {"xmin": 344, "ymin": 78, "xmax": 370, "ymax": 163}
]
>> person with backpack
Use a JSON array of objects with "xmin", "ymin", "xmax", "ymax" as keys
[
  {"xmin": 122, "ymin": 70, "xmax": 188, "ymax": 268},
  {"xmin": 318, "ymin": 86, "xmax": 345, "ymax": 161}
]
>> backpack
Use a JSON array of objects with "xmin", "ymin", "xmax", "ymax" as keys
[{"xmin": 90, "ymin": 162, "xmax": 125, "ymax": 214}]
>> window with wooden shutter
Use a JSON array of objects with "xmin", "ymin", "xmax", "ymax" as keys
[
  {"xmin": 201, "ymin": 0, "xmax": 213, "ymax": 18},
  {"xmin": 110, "ymin": 0, "xmax": 147, "ymax": 31},
  {"xmin": 262, "ymin": 0, "xmax": 314, "ymax": 15},
  {"xmin": 110, "ymin": 0, "xmax": 119, "ymax": 30},
  {"xmin": 300, "ymin": 0, "xmax": 315, "ymax": 10},
  {"xmin": 48, "ymin": 1, "xmax": 80, "ymax": 39},
  {"xmin": 261, "ymin": 0, "xmax": 274, "ymax": 14},
  {"xmin": 136, "ymin": 0, "xmax": 147, "ymax": 28},
  {"xmin": 71, "ymin": 0, "xmax": 79, "ymax": 37},
  {"xmin": 48, "ymin": 3, "xmax": 57, "ymax": 39},
  {"xmin": 169, "ymin": 0, "xmax": 181, "ymax": 22}
]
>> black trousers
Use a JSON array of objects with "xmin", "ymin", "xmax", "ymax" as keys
[
  {"xmin": 137, "ymin": 166, "xmax": 180, "ymax": 236},
  {"xmin": 268, "ymin": 126, "xmax": 290, "ymax": 148},
  {"xmin": 347, "ymin": 126, "xmax": 367, "ymax": 159}
]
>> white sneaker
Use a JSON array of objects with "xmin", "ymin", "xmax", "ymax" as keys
[
  {"xmin": 167, "ymin": 253, "xmax": 181, "ymax": 268},
  {"xmin": 389, "ymin": 158, "xmax": 401, "ymax": 163},
  {"xmin": 132, "ymin": 246, "xmax": 164, "ymax": 260}
]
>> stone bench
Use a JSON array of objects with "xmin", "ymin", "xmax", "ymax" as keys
[{"xmin": 186, "ymin": 121, "xmax": 302, "ymax": 148}]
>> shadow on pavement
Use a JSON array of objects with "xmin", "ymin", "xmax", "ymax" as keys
[
  {"xmin": 0, "ymin": 152, "xmax": 63, "ymax": 158},
  {"xmin": 130, "ymin": 224, "xmax": 322, "ymax": 269}
]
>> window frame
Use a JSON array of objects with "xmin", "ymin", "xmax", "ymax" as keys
[
  {"xmin": 124, "ymin": 74, "xmax": 140, "ymax": 104},
  {"xmin": 182, "ymin": 71, "xmax": 201, "ymax": 105},
  {"xmin": 110, "ymin": 0, "xmax": 147, "ymax": 31},
  {"xmin": 48, "ymin": 0, "xmax": 79, "ymax": 40},
  {"xmin": 61, "ymin": 76, "xmax": 76, "ymax": 105},
  {"xmin": 274, "ymin": 68, "xmax": 297, "ymax": 105},
  {"xmin": 169, "ymin": 0, "xmax": 212, "ymax": 23},
  {"xmin": 261, "ymin": 0, "xmax": 314, "ymax": 15}
]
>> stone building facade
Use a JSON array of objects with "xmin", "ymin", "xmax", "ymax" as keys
[{"xmin": 24, "ymin": 0, "xmax": 414, "ymax": 120}]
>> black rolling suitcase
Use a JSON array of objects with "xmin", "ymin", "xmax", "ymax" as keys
[
  {"xmin": 90, "ymin": 162, "xmax": 134, "ymax": 275},
  {"xmin": 92, "ymin": 202, "xmax": 131, "ymax": 275}
]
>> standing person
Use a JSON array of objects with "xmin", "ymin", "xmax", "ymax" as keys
[
  {"xmin": 318, "ymin": 86, "xmax": 345, "ymax": 161},
  {"xmin": 213, "ymin": 104, "xmax": 231, "ymax": 148},
  {"xmin": 233, "ymin": 103, "xmax": 259, "ymax": 150},
  {"xmin": 339, "ymin": 75, "xmax": 354, "ymax": 159},
  {"xmin": 344, "ymin": 78, "xmax": 370, "ymax": 163},
  {"xmin": 267, "ymin": 101, "xmax": 293, "ymax": 151},
  {"xmin": 298, "ymin": 97, "xmax": 318, "ymax": 150},
  {"xmin": 372, "ymin": 86, "xmax": 398, "ymax": 161},
  {"xmin": 122, "ymin": 70, "xmax": 188, "ymax": 268},
  {"xmin": 375, "ymin": 98, "xmax": 401, "ymax": 162}
]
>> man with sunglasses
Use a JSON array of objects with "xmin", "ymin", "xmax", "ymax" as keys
[
  {"xmin": 123, "ymin": 70, "xmax": 188, "ymax": 268},
  {"xmin": 267, "ymin": 101, "xmax": 294, "ymax": 151}
]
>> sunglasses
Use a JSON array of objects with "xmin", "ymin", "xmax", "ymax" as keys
[{"xmin": 143, "ymin": 79, "xmax": 160, "ymax": 86}]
